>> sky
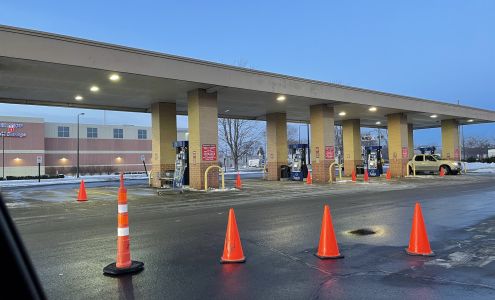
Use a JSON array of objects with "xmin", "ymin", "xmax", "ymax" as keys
[{"xmin": 1, "ymin": 0, "xmax": 494, "ymax": 146}]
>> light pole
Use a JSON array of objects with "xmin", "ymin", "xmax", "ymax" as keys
[
  {"xmin": 2, "ymin": 132, "xmax": 4, "ymax": 180},
  {"xmin": 77, "ymin": 113, "xmax": 85, "ymax": 178}
]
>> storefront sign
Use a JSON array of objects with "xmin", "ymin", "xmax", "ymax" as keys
[
  {"xmin": 0, "ymin": 122, "xmax": 27, "ymax": 138},
  {"xmin": 201, "ymin": 144, "xmax": 217, "ymax": 161},
  {"xmin": 0, "ymin": 122, "xmax": 24, "ymax": 129},
  {"xmin": 402, "ymin": 147, "xmax": 408, "ymax": 159},
  {"xmin": 325, "ymin": 146, "xmax": 335, "ymax": 160}
]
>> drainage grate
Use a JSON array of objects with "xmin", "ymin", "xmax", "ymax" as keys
[{"xmin": 348, "ymin": 228, "xmax": 376, "ymax": 236}]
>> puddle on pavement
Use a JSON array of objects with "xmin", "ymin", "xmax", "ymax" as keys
[{"xmin": 348, "ymin": 228, "xmax": 377, "ymax": 236}]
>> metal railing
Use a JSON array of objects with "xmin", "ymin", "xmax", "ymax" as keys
[
  {"xmin": 204, "ymin": 165, "xmax": 225, "ymax": 191},
  {"xmin": 328, "ymin": 161, "xmax": 343, "ymax": 183},
  {"xmin": 406, "ymin": 161, "xmax": 416, "ymax": 177}
]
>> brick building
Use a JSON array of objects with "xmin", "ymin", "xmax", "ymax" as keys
[{"xmin": 0, "ymin": 116, "xmax": 187, "ymax": 177}]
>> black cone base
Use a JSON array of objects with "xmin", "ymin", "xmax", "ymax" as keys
[
  {"xmin": 103, "ymin": 260, "xmax": 144, "ymax": 276},
  {"xmin": 314, "ymin": 253, "xmax": 344, "ymax": 259}
]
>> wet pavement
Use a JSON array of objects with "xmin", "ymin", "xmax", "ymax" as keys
[{"xmin": 3, "ymin": 174, "xmax": 495, "ymax": 299}]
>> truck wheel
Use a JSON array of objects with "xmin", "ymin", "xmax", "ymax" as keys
[{"xmin": 440, "ymin": 165, "xmax": 451, "ymax": 175}]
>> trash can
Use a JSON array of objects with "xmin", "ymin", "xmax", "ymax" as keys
[{"xmin": 280, "ymin": 165, "xmax": 290, "ymax": 179}]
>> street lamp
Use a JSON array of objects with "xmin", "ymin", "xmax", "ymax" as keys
[
  {"xmin": 77, "ymin": 113, "xmax": 85, "ymax": 178},
  {"xmin": 2, "ymin": 130, "xmax": 4, "ymax": 180}
]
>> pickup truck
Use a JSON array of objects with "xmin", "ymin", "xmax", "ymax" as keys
[{"xmin": 409, "ymin": 154, "xmax": 462, "ymax": 175}]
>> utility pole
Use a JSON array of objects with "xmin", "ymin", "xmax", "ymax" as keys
[
  {"xmin": 2, "ymin": 133, "xmax": 4, "ymax": 180},
  {"xmin": 458, "ymin": 100, "xmax": 465, "ymax": 161}
]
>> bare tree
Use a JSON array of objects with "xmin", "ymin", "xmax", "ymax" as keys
[
  {"xmin": 287, "ymin": 125, "xmax": 299, "ymax": 145},
  {"xmin": 219, "ymin": 118, "xmax": 263, "ymax": 171},
  {"xmin": 464, "ymin": 136, "xmax": 492, "ymax": 160}
]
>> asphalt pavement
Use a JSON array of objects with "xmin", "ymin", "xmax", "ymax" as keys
[{"xmin": 4, "ymin": 174, "xmax": 495, "ymax": 299}]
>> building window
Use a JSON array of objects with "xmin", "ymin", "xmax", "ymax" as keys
[
  {"xmin": 138, "ymin": 129, "xmax": 147, "ymax": 139},
  {"xmin": 87, "ymin": 127, "xmax": 98, "ymax": 138},
  {"xmin": 113, "ymin": 128, "xmax": 124, "ymax": 139},
  {"xmin": 57, "ymin": 126, "xmax": 69, "ymax": 137}
]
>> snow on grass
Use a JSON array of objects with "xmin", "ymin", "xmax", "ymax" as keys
[
  {"xmin": 466, "ymin": 162, "xmax": 495, "ymax": 173},
  {"xmin": 0, "ymin": 174, "xmax": 148, "ymax": 188}
]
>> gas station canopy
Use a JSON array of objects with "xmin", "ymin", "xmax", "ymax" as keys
[{"xmin": 1, "ymin": 25, "xmax": 495, "ymax": 128}]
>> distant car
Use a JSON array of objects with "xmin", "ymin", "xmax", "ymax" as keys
[{"xmin": 409, "ymin": 154, "xmax": 462, "ymax": 175}]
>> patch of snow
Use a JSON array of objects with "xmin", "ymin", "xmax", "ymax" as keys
[
  {"xmin": 0, "ymin": 174, "xmax": 148, "ymax": 188},
  {"xmin": 466, "ymin": 162, "xmax": 495, "ymax": 173}
]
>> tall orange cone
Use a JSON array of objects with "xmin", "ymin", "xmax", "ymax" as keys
[
  {"xmin": 364, "ymin": 169, "xmax": 369, "ymax": 182},
  {"xmin": 439, "ymin": 168, "xmax": 445, "ymax": 177},
  {"xmin": 406, "ymin": 202, "xmax": 434, "ymax": 256},
  {"xmin": 386, "ymin": 168, "xmax": 392, "ymax": 180},
  {"xmin": 220, "ymin": 208, "xmax": 246, "ymax": 263},
  {"xmin": 235, "ymin": 172, "xmax": 242, "ymax": 189},
  {"xmin": 315, "ymin": 205, "xmax": 344, "ymax": 259},
  {"xmin": 104, "ymin": 173, "xmax": 144, "ymax": 275},
  {"xmin": 351, "ymin": 170, "xmax": 357, "ymax": 182},
  {"xmin": 306, "ymin": 170, "xmax": 313, "ymax": 185},
  {"xmin": 77, "ymin": 180, "xmax": 87, "ymax": 202}
]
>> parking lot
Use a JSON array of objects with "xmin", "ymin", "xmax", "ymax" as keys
[{"xmin": 3, "ymin": 174, "xmax": 495, "ymax": 299}]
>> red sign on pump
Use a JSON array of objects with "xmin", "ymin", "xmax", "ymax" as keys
[
  {"xmin": 201, "ymin": 144, "xmax": 217, "ymax": 161},
  {"xmin": 325, "ymin": 146, "xmax": 335, "ymax": 160},
  {"xmin": 402, "ymin": 147, "xmax": 408, "ymax": 159}
]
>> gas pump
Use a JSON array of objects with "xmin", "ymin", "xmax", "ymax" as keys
[
  {"xmin": 288, "ymin": 144, "xmax": 309, "ymax": 181},
  {"xmin": 364, "ymin": 146, "xmax": 383, "ymax": 177},
  {"xmin": 418, "ymin": 146, "xmax": 436, "ymax": 155},
  {"xmin": 172, "ymin": 141, "xmax": 189, "ymax": 188}
]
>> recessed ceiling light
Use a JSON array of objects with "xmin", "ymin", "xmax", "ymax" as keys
[
  {"xmin": 338, "ymin": 111, "xmax": 346, "ymax": 116},
  {"xmin": 467, "ymin": 119, "xmax": 474, "ymax": 123},
  {"xmin": 375, "ymin": 121, "xmax": 381, "ymax": 125},
  {"xmin": 430, "ymin": 114, "xmax": 438, "ymax": 118},
  {"xmin": 276, "ymin": 95, "xmax": 286, "ymax": 102},
  {"xmin": 90, "ymin": 85, "xmax": 100, "ymax": 92},
  {"xmin": 369, "ymin": 107, "xmax": 377, "ymax": 112},
  {"xmin": 74, "ymin": 95, "xmax": 83, "ymax": 101},
  {"xmin": 109, "ymin": 74, "xmax": 120, "ymax": 81}
]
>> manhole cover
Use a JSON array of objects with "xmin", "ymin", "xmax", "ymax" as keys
[{"xmin": 348, "ymin": 228, "xmax": 376, "ymax": 236}]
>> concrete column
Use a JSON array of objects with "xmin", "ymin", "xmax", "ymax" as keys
[
  {"xmin": 266, "ymin": 113, "xmax": 288, "ymax": 180},
  {"xmin": 188, "ymin": 89, "xmax": 219, "ymax": 190},
  {"xmin": 151, "ymin": 102, "xmax": 177, "ymax": 188},
  {"xmin": 342, "ymin": 119, "xmax": 361, "ymax": 176},
  {"xmin": 387, "ymin": 113, "xmax": 409, "ymax": 177},
  {"xmin": 441, "ymin": 119, "xmax": 460, "ymax": 160},
  {"xmin": 310, "ymin": 104, "xmax": 335, "ymax": 182},
  {"xmin": 408, "ymin": 124, "xmax": 414, "ymax": 159}
]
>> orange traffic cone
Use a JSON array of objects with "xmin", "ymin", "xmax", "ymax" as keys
[
  {"xmin": 220, "ymin": 208, "xmax": 246, "ymax": 263},
  {"xmin": 235, "ymin": 172, "xmax": 242, "ymax": 189},
  {"xmin": 104, "ymin": 173, "xmax": 144, "ymax": 275},
  {"xmin": 351, "ymin": 170, "xmax": 357, "ymax": 182},
  {"xmin": 439, "ymin": 168, "xmax": 445, "ymax": 177},
  {"xmin": 306, "ymin": 170, "xmax": 313, "ymax": 185},
  {"xmin": 315, "ymin": 205, "xmax": 343, "ymax": 259},
  {"xmin": 364, "ymin": 169, "xmax": 369, "ymax": 182},
  {"xmin": 386, "ymin": 169, "xmax": 392, "ymax": 180},
  {"xmin": 406, "ymin": 202, "xmax": 434, "ymax": 256},
  {"xmin": 77, "ymin": 180, "xmax": 87, "ymax": 202}
]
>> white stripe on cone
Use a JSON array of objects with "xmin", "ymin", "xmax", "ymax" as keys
[
  {"xmin": 118, "ymin": 204, "xmax": 128, "ymax": 213},
  {"xmin": 117, "ymin": 227, "xmax": 129, "ymax": 237}
]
